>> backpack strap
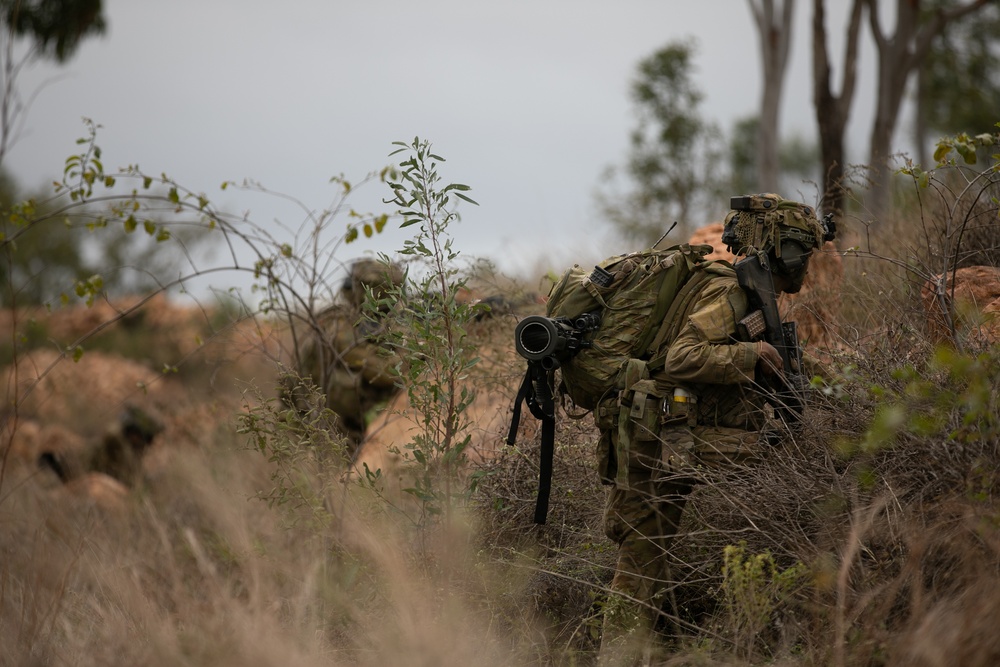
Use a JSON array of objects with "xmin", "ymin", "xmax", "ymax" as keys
[
  {"xmin": 635, "ymin": 245, "xmax": 714, "ymax": 360},
  {"xmin": 646, "ymin": 263, "xmax": 731, "ymax": 371}
]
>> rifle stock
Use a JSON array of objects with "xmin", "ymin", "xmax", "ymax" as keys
[{"xmin": 734, "ymin": 255, "xmax": 804, "ymax": 424}]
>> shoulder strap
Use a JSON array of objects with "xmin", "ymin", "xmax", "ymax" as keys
[
  {"xmin": 505, "ymin": 364, "xmax": 557, "ymax": 525},
  {"xmin": 534, "ymin": 415, "xmax": 555, "ymax": 524},
  {"xmin": 646, "ymin": 264, "xmax": 726, "ymax": 371},
  {"xmin": 634, "ymin": 245, "xmax": 712, "ymax": 358}
]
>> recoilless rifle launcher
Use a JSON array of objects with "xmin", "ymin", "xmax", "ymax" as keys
[{"xmin": 508, "ymin": 312, "xmax": 600, "ymax": 524}]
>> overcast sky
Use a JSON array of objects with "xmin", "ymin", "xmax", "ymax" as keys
[{"xmin": 7, "ymin": 0, "xmax": 884, "ymax": 287}]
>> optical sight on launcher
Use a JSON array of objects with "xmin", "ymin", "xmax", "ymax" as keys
[{"xmin": 514, "ymin": 312, "xmax": 601, "ymax": 369}]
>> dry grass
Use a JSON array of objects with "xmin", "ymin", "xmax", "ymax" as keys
[{"xmin": 3, "ymin": 232, "xmax": 1000, "ymax": 667}]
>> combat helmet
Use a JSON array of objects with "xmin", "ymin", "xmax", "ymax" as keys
[
  {"xmin": 342, "ymin": 258, "xmax": 405, "ymax": 308},
  {"xmin": 721, "ymin": 193, "xmax": 836, "ymax": 276}
]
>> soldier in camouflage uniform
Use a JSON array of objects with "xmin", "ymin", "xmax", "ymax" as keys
[
  {"xmin": 598, "ymin": 194, "xmax": 830, "ymax": 663},
  {"xmin": 39, "ymin": 403, "xmax": 164, "ymax": 487},
  {"xmin": 283, "ymin": 258, "xmax": 405, "ymax": 457}
]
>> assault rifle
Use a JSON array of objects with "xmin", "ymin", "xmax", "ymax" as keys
[{"xmin": 734, "ymin": 254, "xmax": 805, "ymax": 425}]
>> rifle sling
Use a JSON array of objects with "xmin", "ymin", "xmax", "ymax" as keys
[
  {"xmin": 507, "ymin": 364, "xmax": 557, "ymax": 525},
  {"xmin": 506, "ymin": 367, "xmax": 532, "ymax": 446},
  {"xmin": 534, "ymin": 414, "xmax": 555, "ymax": 525}
]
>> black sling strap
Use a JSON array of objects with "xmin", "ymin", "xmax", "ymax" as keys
[{"xmin": 507, "ymin": 363, "xmax": 556, "ymax": 525}]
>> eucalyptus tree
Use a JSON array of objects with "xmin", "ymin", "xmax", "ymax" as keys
[
  {"xmin": 598, "ymin": 39, "xmax": 725, "ymax": 245},
  {"xmin": 748, "ymin": 0, "xmax": 797, "ymax": 193}
]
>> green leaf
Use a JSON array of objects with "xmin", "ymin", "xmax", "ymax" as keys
[
  {"xmin": 933, "ymin": 142, "xmax": 953, "ymax": 163},
  {"xmin": 956, "ymin": 142, "xmax": 977, "ymax": 164}
]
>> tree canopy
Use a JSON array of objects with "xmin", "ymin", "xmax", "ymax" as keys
[
  {"xmin": 598, "ymin": 39, "xmax": 725, "ymax": 245},
  {"xmin": 1, "ymin": 0, "xmax": 106, "ymax": 62},
  {"xmin": 918, "ymin": 1, "xmax": 1000, "ymax": 141}
]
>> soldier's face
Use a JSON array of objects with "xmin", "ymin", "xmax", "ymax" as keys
[
  {"xmin": 781, "ymin": 258, "xmax": 810, "ymax": 294},
  {"xmin": 772, "ymin": 241, "xmax": 812, "ymax": 294}
]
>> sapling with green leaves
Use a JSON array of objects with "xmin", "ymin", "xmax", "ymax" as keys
[{"xmin": 366, "ymin": 137, "xmax": 484, "ymax": 530}]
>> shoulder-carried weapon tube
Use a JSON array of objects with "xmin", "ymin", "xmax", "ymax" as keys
[
  {"xmin": 514, "ymin": 313, "xmax": 600, "ymax": 368},
  {"xmin": 733, "ymin": 254, "xmax": 804, "ymax": 424},
  {"xmin": 509, "ymin": 312, "xmax": 600, "ymax": 524}
]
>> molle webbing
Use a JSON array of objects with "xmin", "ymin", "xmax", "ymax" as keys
[{"xmin": 646, "ymin": 264, "xmax": 735, "ymax": 373}]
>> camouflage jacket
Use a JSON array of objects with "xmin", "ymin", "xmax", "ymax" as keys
[
  {"xmin": 286, "ymin": 304, "xmax": 400, "ymax": 443},
  {"xmin": 657, "ymin": 273, "xmax": 769, "ymax": 432}
]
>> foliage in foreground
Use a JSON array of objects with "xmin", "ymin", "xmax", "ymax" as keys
[{"xmin": 2, "ymin": 128, "xmax": 1000, "ymax": 666}]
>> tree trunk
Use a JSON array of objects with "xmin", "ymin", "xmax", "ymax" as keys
[
  {"xmin": 865, "ymin": 0, "xmax": 990, "ymax": 222},
  {"xmin": 913, "ymin": 65, "xmax": 928, "ymax": 168},
  {"xmin": 812, "ymin": 0, "xmax": 865, "ymax": 219},
  {"xmin": 750, "ymin": 0, "xmax": 796, "ymax": 193}
]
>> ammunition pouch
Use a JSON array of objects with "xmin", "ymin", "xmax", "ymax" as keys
[
  {"xmin": 595, "ymin": 397, "xmax": 618, "ymax": 485},
  {"xmin": 607, "ymin": 363, "xmax": 709, "ymax": 485},
  {"xmin": 613, "ymin": 359, "xmax": 665, "ymax": 488},
  {"xmin": 596, "ymin": 372, "xmax": 764, "ymax": 484},
  {"xmin": 659, "ymin": 426, "xmax": 695, "ymax": 473}
]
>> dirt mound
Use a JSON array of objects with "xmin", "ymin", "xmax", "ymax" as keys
[
  {"xmin": 353, "ymin": 316, "xmax": 522, "ymax": 478},
  {"xmin": 922, "ymin": 265, "xmax": 1000, "ymax": 346},
  {"xmin": 2, "ymin": 298, "xmax": 282, "ymax": 507},
  {"xmin": 688, "ymin": 222, "xmax": 737, "ymax": 262}
]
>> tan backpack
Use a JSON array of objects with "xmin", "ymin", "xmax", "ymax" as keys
[{"xmin": 543, "ymin": 241, "xmax": 720, "ymax": 409}]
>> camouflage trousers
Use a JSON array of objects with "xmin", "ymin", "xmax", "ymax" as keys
[
  {"xmin": 598, "ymin": 430, "xmax": 694, "ymax": 665},
  {"xmin": 597, "ymin": 422, "xmax": 762, "ymax": 664}
]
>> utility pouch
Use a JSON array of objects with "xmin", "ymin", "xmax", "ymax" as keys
[
  {"xmin": 628, "ymin": 379, "xmax": 662, "ymax": 441},
  {"xmin": 615, "ymin": 359, "xmax": 662, "ymax": 488},
  {"xmin": 659, "ymin": 425, "xmax": 695, "ymax": 473},
  {"xmin": 595, "ymin": 398, "xmax": 617, "ymax": 485}
]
